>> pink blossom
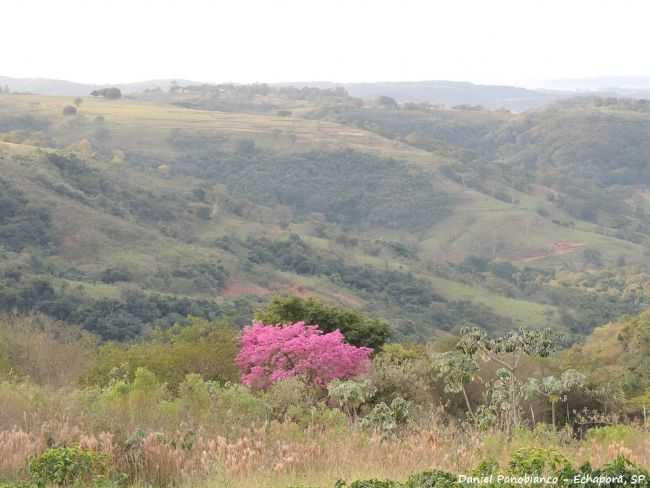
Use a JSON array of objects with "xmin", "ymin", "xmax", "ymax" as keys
[{"xmin": 235, "ymin": 321, "xmax": 372, "ymax": 389}]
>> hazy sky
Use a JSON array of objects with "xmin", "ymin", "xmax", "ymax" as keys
[{"xmin": 3, "ymin": 0, "xmax": 650, "ymax": 87}]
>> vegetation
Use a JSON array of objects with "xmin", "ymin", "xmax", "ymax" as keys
[
  {"xmin": 2, "ymin": 91, "xmax": 650, "ymax": 342},
  {"xmin": 0, "ymin": 312, "xmax": 649, "ymax": 487},
  {"xmin": 90, "ymin": 88, "xmax": 122, "ymax": 100},
  {"xmin": 2, "ymin": 85, "xmax": 650, "ymax": 486},
  {"xmin": 256, "ymin": 296, "xmax": 391, "ymax": 349}
]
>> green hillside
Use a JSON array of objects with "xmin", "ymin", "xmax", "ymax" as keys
[{"xmin": 1, "ymin": 88, "xmax": 649, "ymax": 341}]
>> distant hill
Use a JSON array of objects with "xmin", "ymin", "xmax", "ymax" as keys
[
  {"xmin": 540, "ymin": 77, "xmax": 650, "ymax": 100},
  {"xmin": 542, "ymin": 76, "xmax": 650, "ymax": 92},
  {"xmin": 277, "ymin": 80, "xmax": 569, "ymax": 111},
  {"xmin": 6, "ymin": 75, "xmax": 650, "ymax": 111},
  {"xmin": 0, "ymin": 76, "xmax": 573, "ymax": 111},
  {"xmin": 0, "ymin": 76, "xmax": 201, "ymax": 96}
]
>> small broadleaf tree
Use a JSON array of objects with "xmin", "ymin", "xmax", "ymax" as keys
[
  {"xmin": 531, "ymin": 369, "xmax": 586, "ymax": 429},
  {"xmin": 430, "ymin": 351, "xmax": 479, "ymax": 420},
  {"xmin": 457, "ymin": 326, "xmax": 556, "ymax": 433}
]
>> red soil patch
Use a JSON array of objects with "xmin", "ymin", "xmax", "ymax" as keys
[
  {"xmin": 221, "ymin": 280, "xmax": 271, "ymax": 297},
  {"xmin": 516, "ymin": 241, "xmax": 585, "ymax": 263}
]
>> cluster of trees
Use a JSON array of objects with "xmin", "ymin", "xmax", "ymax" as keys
[
  {"xmin": 3, "ymin": 308, "xmax": 649, "ymax": 487},
  {"xmin": 0, "ymin": 178, "xmax": 56, "ymax": 252},
  {"xmin": 151, "ymin": 262, "xmax": 229, "ymax": 294},
  {"xmin": 85, "ymin": 317, "xmax": 240, "ymax": 389},
  {"xmin": 1, "ymin": 294, "xmax": 650, "ymax": 485},
  {"xmin": 167, "ymin": 150, "xmax": 454, "ymax": 231},
  {"xmin": 42, "ymin": 153, "xmax": 189, "ymax": 225},
  {"xmin": 243, "ymin": 235, "xmax": 511, "ymax": 339},
  {"xmin": 308, "ymin": 98, "xmax": 650, "ymax": 253},
  {"xmin": 255, "ymin": 295, "xmax": 391, "ymax": 349},
  {"xmin": 308, "ymin": 105, "xmax": 501, "ymax": 161},
  {"xmin": 90, "ymin": 87, "xmax": 122, "ymax": 99},
  {"xmin": 161, "ymin": 82, "xmax": 352, "ymax": 114},
  {"xmin": 245, "ymin": 233, "xmax": 439, "ymax": 307},
  {"xmin": 0, "ymin": 276, "xmax": 253, "ymax": 341},
  {"xmin": 565, "ymin": 309, "xmax": 650, "ymax": 403},
  {"xmin": 4, "ymin": 303, "xmax": 645, "ymax": 434},
  {"xmin": 449, "ymin": 256, "xmax": 647, "ymax": 336}
]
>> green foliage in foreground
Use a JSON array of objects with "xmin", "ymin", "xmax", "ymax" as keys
[
  {"xmin": 28, "ymin": 447, "xmax": 109, "ymax": 488},
  {"xmin": 1, "ymin": 447, "xmax": 121, "ymax": 488},
  {"xmin": 333, "ymin": 452, "xmax": 650, "ymax": 488}
]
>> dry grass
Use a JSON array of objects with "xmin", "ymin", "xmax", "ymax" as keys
[{"xmin": 1, "ymin": 419, "xmax": 649, "ymax": 487}]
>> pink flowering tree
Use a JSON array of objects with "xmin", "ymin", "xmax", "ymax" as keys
[{"xmin": 235, "ymin": 321, "xmax": 373, "ymax": 389}]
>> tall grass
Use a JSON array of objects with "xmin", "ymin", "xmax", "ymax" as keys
[{"xmin": 0, "ymin": 371, "xmax": 648, "ymax": 487}]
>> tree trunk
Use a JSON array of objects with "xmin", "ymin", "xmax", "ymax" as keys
[
  {"xmin": 510, "ymin": 372, "xmax": 517, "ymax": 433},
  {"xmin": 551, "ymin": 401, "xmax": 556, "ymax": 430},
  {"xmin": 530, "ymin": 406, "xmax": 535, "ymax": 426},
  {"xmin": 462, "ymin": 385, "xmax": 475, "ymax": 420}
]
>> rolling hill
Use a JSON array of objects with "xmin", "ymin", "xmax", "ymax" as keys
[{"xmin": 1, "ymin": 86, "xmax": 649, "ymax": 342}]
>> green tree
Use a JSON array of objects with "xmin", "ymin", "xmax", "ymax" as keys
[
  {"xmin": 255, "ymin": 296, "xmax": 391, "ymax": 349},
  {"xmin": 62, "ymin": 105, "xmax": 77, "ymax": 116},
  {"xmin": 430, "ymin": 350, "xmax": 479, "ymax": 420}
]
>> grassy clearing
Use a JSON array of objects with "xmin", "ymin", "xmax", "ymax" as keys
[
  {"xmin": 427, "ymin": 275, "xmax": 556, "ymax": 328},
  {"xmin": 0, "ymin": 95, "xmax": 439, "ymax": 165}
]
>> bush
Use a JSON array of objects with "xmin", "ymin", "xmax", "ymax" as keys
[
  {"xmin": 62, "ymin": 106, "xmax": 77, "ymax": 116},
  {"xmin": 327, "ymin": 378, "xmax": 376, "ymax": 419},
  {"xmin": 508, "ymin": 447, "xmax": 571, "ymax": 476},
  {"xmin": 85, "ymin": 317, "xmax": 239, "ymax": 390},
  {"xmin": 360, "ymin": 396, "xmax": 411, "ymax": 437},
  {"xmin": 29, "ymin": 447, "xmax": 107, "ymax": 487},
  {"xmin": 405, "ymin": 470, "xmax": 457, "ymax": 488},
  {"xmin": 212, "ymin": 383, "xmax": 271, "ymax": 428},
  {"xmin": 265, "ymin": 377, "xmax": 319, "ymax": 419}
]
